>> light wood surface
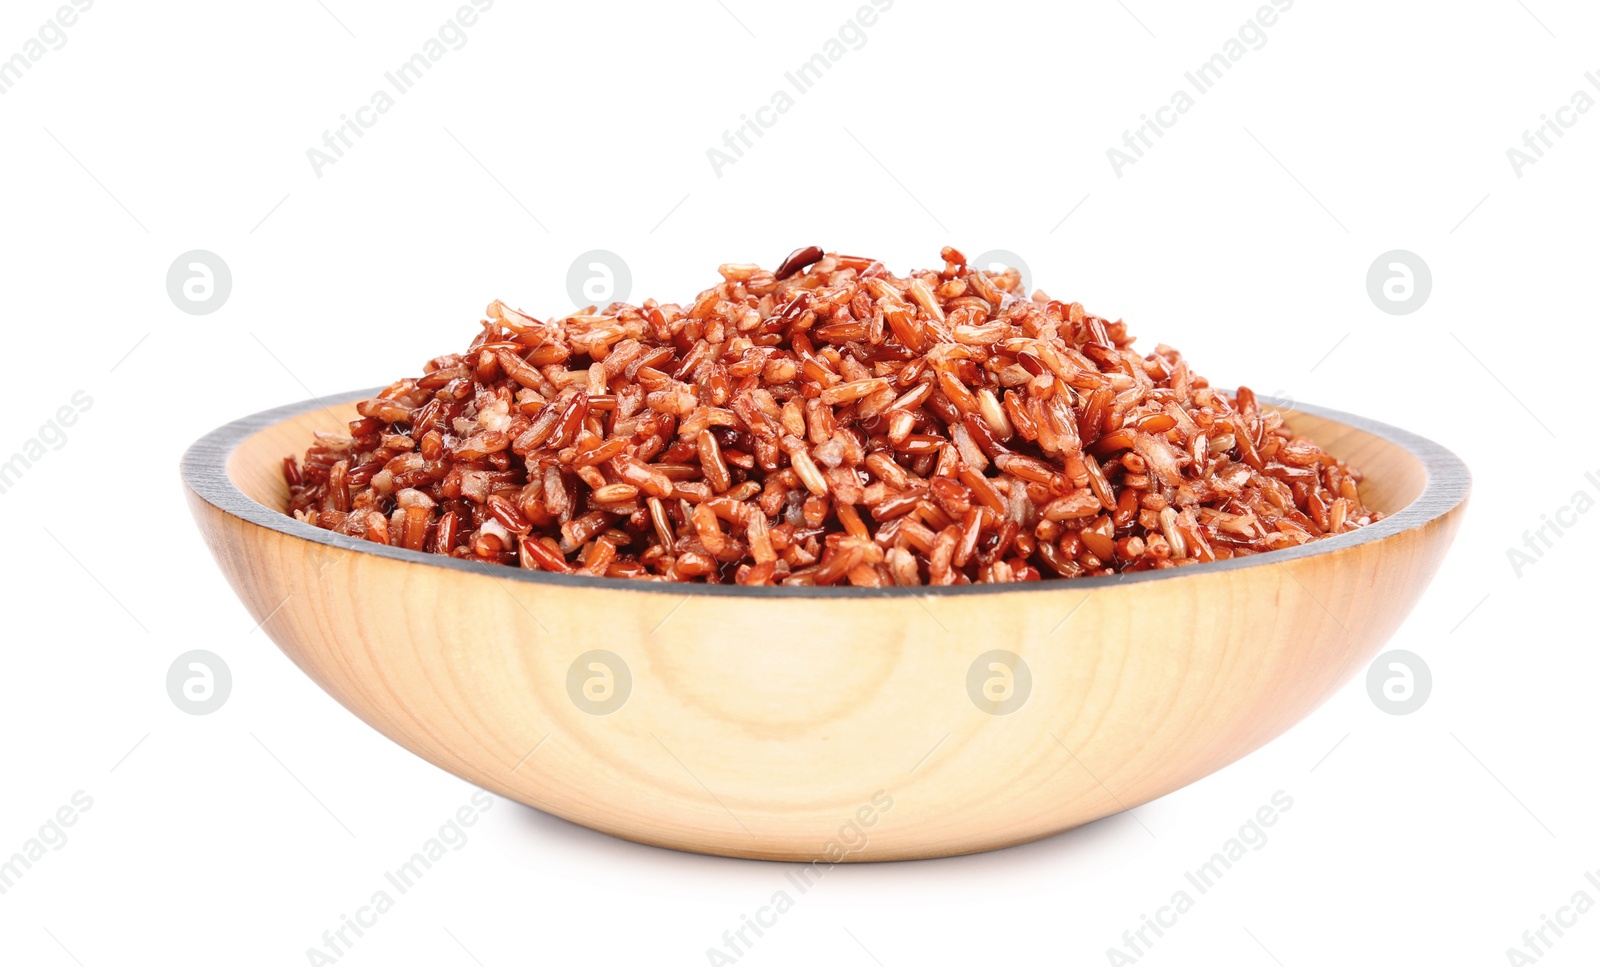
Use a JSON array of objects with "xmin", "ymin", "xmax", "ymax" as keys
[{"xmin": 183, "ymin": 394, "xmax": 1468, "ymax": 861}]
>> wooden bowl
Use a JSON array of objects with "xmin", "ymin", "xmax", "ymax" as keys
[{"xmin": 182, "ymin": 391, "xmax": 1467, "ymax": 861}]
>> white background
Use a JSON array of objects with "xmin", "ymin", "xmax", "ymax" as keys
[{"xmin": 2, "ymin": 0, "xmax": 1595, "ymax": 964}]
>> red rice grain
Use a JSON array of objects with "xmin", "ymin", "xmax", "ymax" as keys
[{"xmin": 284, "ymin": 247, "xmax": 1381, "ymax": 585}]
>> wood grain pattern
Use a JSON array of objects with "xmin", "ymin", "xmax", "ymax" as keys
[{"xmin": 182, "ymin": 392, "xmax": 1468, "ymax": 861}]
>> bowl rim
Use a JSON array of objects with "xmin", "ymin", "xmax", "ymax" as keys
[{"xmin": 181, "ymin": 388, "xmax": 1469, "ymax": 600}]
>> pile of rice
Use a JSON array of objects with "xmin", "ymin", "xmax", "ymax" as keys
[{"xmin": 284, "ymin": 246, "xmax": 1379, "ymax": 586}]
